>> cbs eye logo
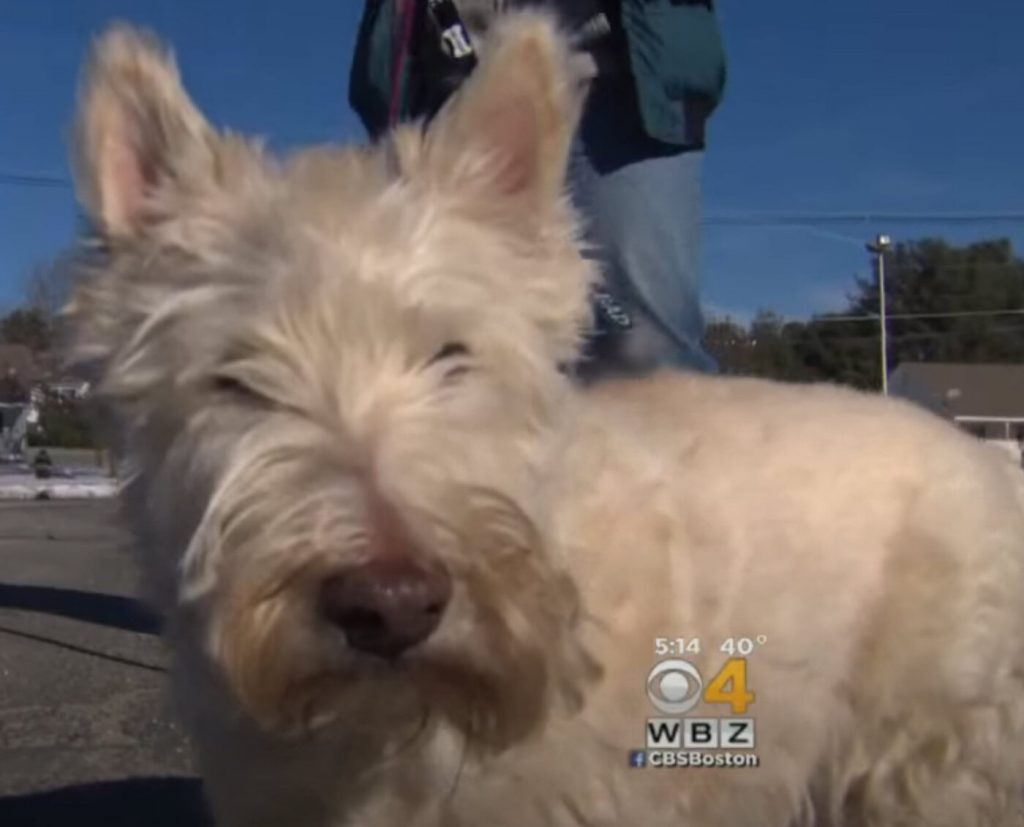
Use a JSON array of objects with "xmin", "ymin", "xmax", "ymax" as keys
[{"xmin": 646, "ymin": 659, "xmax": 704, "ymax": 714}]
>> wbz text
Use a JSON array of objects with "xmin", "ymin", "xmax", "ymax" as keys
[{"xmin": 640, "ymin": 717, "xmax": 760, "ymax": 769}]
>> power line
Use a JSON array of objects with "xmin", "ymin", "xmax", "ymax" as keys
[
  {"xmin": 711, "ymin": 308, "xmax": 1024, "ymax": 325},
  {"xmin": 813, "ymin": 308, "xmax": 1024, "ymax": 323},
  {"xmin": 3, "ymin": 173, "xmax": 1024, "ymax": 225},
  {"xmin": 712, "ymin": 323, "xmax": 1024, "ymax": 346},
  {"xmin": 866, "ymin": 263, "xmax": 1024, "ymax": 271},
  {"xmin": 812, "ymin": 324, "xmax": 1024, "ymax": 344},
  {"xmin": 704, "ymin": 212, "xmax": 1024, "ymax": 226},
  {"xmin": 0, "ymin": 171, "xmax": 71, "ymax": 189}
]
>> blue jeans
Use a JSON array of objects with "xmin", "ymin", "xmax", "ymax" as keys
[{"xmin": 569, "ymin": 78, "xmax": 716, "ymax": 381}]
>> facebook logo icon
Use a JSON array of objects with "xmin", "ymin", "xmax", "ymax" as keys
[{"xmin": 629, "ymin": 750, "xmax": 647, "ymax": 769}]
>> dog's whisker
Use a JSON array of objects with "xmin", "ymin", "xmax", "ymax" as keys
[{"xmin": 444, "ymin": 730, "xmax": 470, "ymax": 804}]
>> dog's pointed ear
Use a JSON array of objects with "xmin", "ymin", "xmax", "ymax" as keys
[
  {"xmin": 73, "ymin": 24, "xmax": 217, "ymax": 239},
  {"xmin": 420, "ymin": 12, "xmax": 584, "ymax": 220}
]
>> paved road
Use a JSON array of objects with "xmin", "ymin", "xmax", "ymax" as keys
[{"xmin": 0, "ymin": 501, "xmax": 210, "ymax": 826}]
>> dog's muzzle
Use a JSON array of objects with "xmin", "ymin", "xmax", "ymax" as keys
[{"xmin": 320, "ymin": 557, "xmax": 452, "ymax": 659}]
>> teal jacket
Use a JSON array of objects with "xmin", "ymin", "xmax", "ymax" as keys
[{"xmin": 349, "ymin": 1, "xmax": 727, "ymax": 149}]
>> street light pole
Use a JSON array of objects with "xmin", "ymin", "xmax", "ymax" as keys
[{"xmin": 866, "ymin": 234, "xmax": 892, "ymax": 395}]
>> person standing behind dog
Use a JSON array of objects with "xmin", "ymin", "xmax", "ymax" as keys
[{"xmin": 349, "ymin": 0, "xmax": 727, "ymax": 380}]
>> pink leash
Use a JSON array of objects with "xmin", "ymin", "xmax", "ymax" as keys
[{"xmin": 388, "ymin": 0, "xmax": 417, "ymax": 127}]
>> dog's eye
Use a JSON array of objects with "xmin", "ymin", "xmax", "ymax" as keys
[
  {"xmin": 212, "ymin": 375, "xmax": 266, "ymax": 403},
  {"xmin": 428, "ymin": 342, "xmax": 471, "ymax": 381},
  {"xmin": 431, "ymin": 342, "xmax": 469, "ymax": 362}
]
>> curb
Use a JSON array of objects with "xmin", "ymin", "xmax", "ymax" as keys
[{"xmin": 0, "ymin": 481, "xmax": 118, "ymax": 501}]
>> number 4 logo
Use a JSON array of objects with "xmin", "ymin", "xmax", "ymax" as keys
[{"xmin": 704, "ymin": 658, "xmax": 756, "ymax": 714}]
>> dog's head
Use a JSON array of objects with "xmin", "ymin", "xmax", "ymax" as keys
[{"xmin": 66, "ymin": 13, "xmax": 599, "ymax": 750}]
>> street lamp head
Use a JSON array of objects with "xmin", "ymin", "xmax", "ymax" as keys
[{"xmin": 866, "ymin": 233, "xmax": 893, "ymax": 254}]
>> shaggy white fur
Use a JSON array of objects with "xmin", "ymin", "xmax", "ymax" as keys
[{"xmin": 65, "ymin": 10, "xmax": 1024, "ymax": 827}]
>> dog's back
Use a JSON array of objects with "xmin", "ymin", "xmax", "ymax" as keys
[{"xmin": 509, "ymin": 371, "xmax": 1024, "ymax": 826}]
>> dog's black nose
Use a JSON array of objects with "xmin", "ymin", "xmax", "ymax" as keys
[{"xmin": 321, "ymin": 558, "xmax": 451, "ymax": 658}]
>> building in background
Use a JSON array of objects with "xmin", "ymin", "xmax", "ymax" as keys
[
  {"xmin": 890, "ymin": 362, "xmax": 1024, "ymax": 464},
  {"xmin": 0, "ymin": 344, "xmax": 38, "ymax": 396}
]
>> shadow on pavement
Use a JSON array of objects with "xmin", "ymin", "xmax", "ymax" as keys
[
  {"xmin": 0, "ymin": 582, "xmax": 161, "ymax": 635},
  {"xmin": 0, "ymin": 777, "xmax": 211, "ymax": 827}
]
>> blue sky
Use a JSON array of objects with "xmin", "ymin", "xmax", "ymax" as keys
[{"xmin": 1, "ymin": 0, "xmax": 1023, "ymax": 323}]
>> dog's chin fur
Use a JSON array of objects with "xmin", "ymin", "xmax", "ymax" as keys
[{"xmin": 202, "ymin": 480, "xmax": 599, "ymax": 749}]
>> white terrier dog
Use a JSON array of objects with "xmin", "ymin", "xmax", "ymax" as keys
[{"xmin": 65, "ymin": 11, "xmax": 1024, "ymax": 827}]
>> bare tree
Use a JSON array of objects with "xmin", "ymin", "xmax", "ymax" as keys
[{"xmin": 26, "ymin": 256, "xmax": 73, "ymax": 326}]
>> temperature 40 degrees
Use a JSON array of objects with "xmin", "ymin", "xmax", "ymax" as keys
[{"xmin": 720, "ymin": 636, "xmax": 768, "ymax": 656}]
